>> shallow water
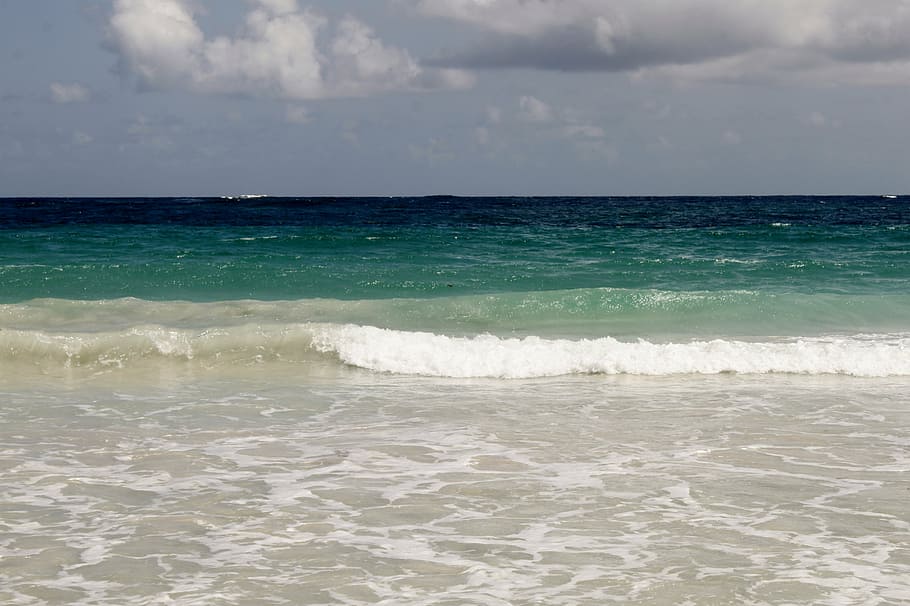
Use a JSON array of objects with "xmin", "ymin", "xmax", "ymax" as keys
[{"xmin": 3, "ymin": 372, "xmax": 909, "ymax": 605}]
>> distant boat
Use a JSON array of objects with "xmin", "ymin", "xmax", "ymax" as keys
[
  {"xmin": 221, "ymin": 194, "xmax": 269, "ymax": 200},
  {"xmin": 881, "ymin": 194, "xmax": 898, "ymax": 199}
]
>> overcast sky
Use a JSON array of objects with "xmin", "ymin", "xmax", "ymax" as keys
[{"xmin": 2, "ymin": 0, "xmax": 910, "ymax": 196}]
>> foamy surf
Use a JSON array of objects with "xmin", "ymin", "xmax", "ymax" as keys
[
  {"xmin": 314, "ymin": 325, "xmax": 910, "ymax": 378},
  {"xmin": 5, "ymin": 322, "xmax": 907, "ymax": 378}
]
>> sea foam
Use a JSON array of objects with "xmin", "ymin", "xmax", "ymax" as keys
[{"xmin": 313, "ymin": 325, "xmax": 910, "ymax": 378}]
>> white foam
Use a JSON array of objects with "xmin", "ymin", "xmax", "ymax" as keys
[{"xmin": 312, "ymin": 325, "xmax": 910, "ymax": 378}]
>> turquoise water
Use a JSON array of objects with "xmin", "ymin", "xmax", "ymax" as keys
[
  {"xmin": 2, "ymin": 197, "xmax": 910, "ymax": 605},
  {"xmin": 2, "ymin": 197, "xmax": 908, "ymax": 304}
]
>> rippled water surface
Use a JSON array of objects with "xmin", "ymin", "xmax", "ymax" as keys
[
  {"xmin": 3, "ymin": 196, "xmax": 909, "ymax": 604},
  {"xmin": 3, "ymin": 373, "xmax": 909, "ymax": 605}
]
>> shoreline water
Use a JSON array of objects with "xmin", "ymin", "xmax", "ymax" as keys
[{"xmin": 3, "ymin": 372, "xmax": 910, "ymax": 604}]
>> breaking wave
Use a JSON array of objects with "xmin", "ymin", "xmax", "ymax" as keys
[
  {"xmin": 313, "ymin": 325, "xmax": 910, "ymax": 378},
  {"xmin": 2, "ymin": 322, "xmax": 907, "ymax": 378}
]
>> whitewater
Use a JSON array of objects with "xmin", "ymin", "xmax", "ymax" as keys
[{"xmin": 3, "ymin": 316, "xmax": 909, "ymax": 378}]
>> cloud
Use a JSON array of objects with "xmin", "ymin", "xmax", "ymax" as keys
[
  {"xmin": 285, "ymin": 104, "xmax": 311, "ymax": 124},
  {"xmin": 415, "ymin": 0, "xmax": 910, "ymax": 84},
  {"xmin": 518, "ymin": 95, "xmax": 552, "ymax": 122},
  {"xmin": 72, "ymin": 131, "xmax": 94, "ymax": 145},
  {"xmin": 512, "ymin": 94, "xmax": 612, "ymax": 157},
  {"xmin": 472, "ymin": 105, "xmax": 503, "ymax": 147},
  {"xmin": 50, "ymin": 82, "xmax": 91, "ymax": 103},
  {"xmin": 486, "ymin": 106, "xmax": 503, "ymax": 124},
  {"xmin": 562, "ymin": 124, "xmax": 605, "ymax": 139},
  {"xmin": 254, "ymin": 0, "xmax": 299, "ymax": 16},
  {"xmin": 805, "ymin": 111, "xmax": 842, "ymax": 128},
  {"xmin": 124, "ymin": 113, "xmax": 182, "ymax": 151},
  {"xmin": 108, "ymin": 0, "xmax": 473, "ymax": 99},
  {"xmin": 723, "ymin": 129, "xmax": 743, "ymax": 145},
  {"xmin": 109, "ymin": 0, "xmax": 205, "ymax": 89},
  {"xmin": 409, "ymin": 137, "xmax": 454, "ymax": 165}
]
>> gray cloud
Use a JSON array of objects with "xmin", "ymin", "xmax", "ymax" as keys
[
  {"xmin": 429, "ymin": 23, "xmax": 759, "ymax": 72},
  {"xmin": 819, "ymin": 4, "xmax": 910, "ymax": 63},
  {"xmin": 415, "ymin": 0, "xmax": 910, "ymax": 83}
]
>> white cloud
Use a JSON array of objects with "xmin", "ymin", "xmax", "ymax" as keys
[
  {"xmin": 109, "ymin": 0, "xmax": 204, "ymax": 89},
  {"xmin": 108, "ymin": 0, "xmax": 472, "ymax": 99},
  {"xmin": 328, "ymin": 16, "xmax": 419, "ymax": 96},
  {"xmin": 72, "ymin": 131, "xmax": 94, "ymax": 145},
  {"xmin": 252, "ymin": 0, "xmax": 299, "ymax": 16},
  {"xmin": 414, "ymin": 0, "xmax": 910, "ymax": 84},
  {"xmin": 199, "ymin": 5, "xmax": 326, "ymax": 99},
  {"xmin": 50, "ymin": 82, "xmax": 91, "ymax": 103},
  {"xmin": 562, "ymin": 124, "xmax": 605, "ymax": 139},
  {"xmin": 518, "ymin": 95, "xmax": 552, "ymax": 122}
]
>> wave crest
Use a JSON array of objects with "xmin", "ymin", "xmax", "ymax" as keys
[
  {"xmin": 0, "ymin": 324, "xmax": 323, "ymax": 369},
  {"xmin": 316, "ymin": 325, "xmax": 907, "ymax": 378}
]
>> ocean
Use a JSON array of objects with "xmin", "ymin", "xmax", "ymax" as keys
[{"xmin": 1, "ymin": 196, "xmax": 909, "ymax": 605}]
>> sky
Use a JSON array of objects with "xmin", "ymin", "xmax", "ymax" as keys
[{"xmin": 2, "ymin": 0, "xmax": 910, "ymax": 196}]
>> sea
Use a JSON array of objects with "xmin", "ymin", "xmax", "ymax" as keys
[{"xmin": 1, "ymin": 196, "xmax": 909, "ymax": 605}]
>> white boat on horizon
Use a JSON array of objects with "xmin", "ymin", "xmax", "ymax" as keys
[{"xmin": 221, "ymin": 194, "xmax": 270, "ymax": 200}]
